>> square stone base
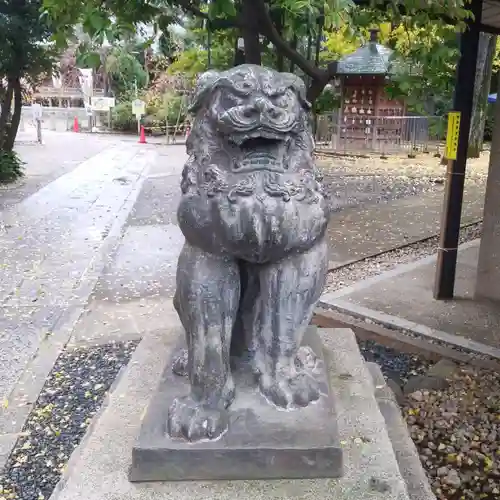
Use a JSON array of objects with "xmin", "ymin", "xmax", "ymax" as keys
[{"xmin": 129, "ymin": 327, "xmax": 343, "ymax": 481}]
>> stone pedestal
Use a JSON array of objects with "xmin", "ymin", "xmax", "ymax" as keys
[
  {"xmin": 129, "ymin": 327, "xmax": 343, "ymax": 481},
  {"xmin": 51, "ymin": 325, "xmax": 435, "ymax": 500}
]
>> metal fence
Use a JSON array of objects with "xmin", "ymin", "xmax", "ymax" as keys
[
  {"xmin": 16, "ymin": 105, "xmax": 445, "ymax": 157},
  {"xmin": 17, "ymin": 106, "xmax": 189, "ymax": 143},
  {"xmin": 19, "ymin": 106, "xmax": 112, "ymax": 133},
  {"xmin": 315, "ymin": 112, "xmax": 446, "ymax": 156}
]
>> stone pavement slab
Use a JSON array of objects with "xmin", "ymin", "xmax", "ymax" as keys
[
  {"xmin": 1, "ymin": 132, "xmax": 114, "ymax": 210},
  {"xmin": 127, "ymin": 175, "xmax": 181, "ymax": 226},
  {"xmin": 70, "ymin": 298, "xmax": 178, "ymax": 347},
  {"xmin": 50, "ymin": 322, "xmax": 410, "ymax": 500},
  {"xmin": 326, "ymin": 183, "xmax": 484, "ymax": 268},
  {"xmin": 93, "ymin": 224, "xmax": 184, "ymax": 303}
]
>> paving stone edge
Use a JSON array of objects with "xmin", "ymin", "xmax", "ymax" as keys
[{"xmin": 366, "ymin": 362, "xmax": 436, "ymax": 500}]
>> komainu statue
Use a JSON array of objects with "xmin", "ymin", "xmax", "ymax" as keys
[{"xmin": 169, "ymin": 64, "xmax": 330, "ymax": 442}]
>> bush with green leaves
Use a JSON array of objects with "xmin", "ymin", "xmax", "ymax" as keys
[
  {"xmin": 0, "ymin": 150, "xmax": 25, "ymax": 184},
  {"xmin": 109, "ymin": 91, "xmax": 189, "ymax": 133},
  {"xmin": 111, "ymin": 100, "xmax": 137, "ymax": 131},
  {"xmin": 154, "ymin": 93, "xmax": 187, "ymax": 125}
]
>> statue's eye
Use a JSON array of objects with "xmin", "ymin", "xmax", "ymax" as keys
[
  {"xmin": 274, "ymin": 93, "xmax": 291, "ymax": 108},
  {"xmin": 222, "ymin": 93, "xmax": 241, "ymax": 107},
  {"xmin": 234, "ymin": 80, "xmax": 254, "ymax": 93}
]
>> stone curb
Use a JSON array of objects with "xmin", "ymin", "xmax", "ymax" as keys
[
  {"xmin": 366, "ymin": 362, "xmax": 436, "ymax": 500},
  {"xmin": 321, "ymin": 239, "xmax": 480, "ymax": 303},
  {"xmin": 325, "ymin": 298, "xmax": 500, "ymax": 362},
  {"xmin": 312, "ymin": 307, "xmax": 500, "ymax": 372}
]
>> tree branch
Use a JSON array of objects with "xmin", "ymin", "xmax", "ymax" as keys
[
  {"xmin": 173, "ymin": 0, "xmax": 243, "ymax": 29},
  {"xmin": 352, "ymin": 0, "xmax": 463, "ymax": 26},
  {"xmin": 173, "ymin": 0, "xmax": 208, "ymax": 19},
  {"xmin": 253, "ymin": 0, "xmax": 322, "ymax": 79}
]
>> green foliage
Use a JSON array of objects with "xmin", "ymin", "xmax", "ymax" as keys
[
  {"xmin": 111, "ymin": 100, "xmax": 137, "ymax": 131},
  {"xmin": 0, "ymin": 0, "xmax": 57, "ymax": 82},
  {"xmin": 385, "ymin": 23, "xmax": 459, "ymax": 115},
  {"xmin": 168, "ymin": 47, "xmax": 210, "ymax": 77},
  {"xmin": 111, "ymin": 90, "xmax": 188, "ymax": 133},
  {"xmin": 104, "ymin": 47, "xmax": 149, "ymax": 96},
  {"xmin": 0, "ymin": 150, "xmax": 25, "ymax": 184},
  {"xmin": 143, "ymin": 92, "xmax": 187, "ymax": 131},
  {"xmin": 41, "ymin": 0, "xmax": 483, "ymax": 117},
  {"xmin": 0, "ymin": 0, "xmax": 59, "ymax": 153},
  {"xmin": 315, "ymin": 85, "xmax": 340, "ymax": 114},
  {"xmin": 320, "ymin": 25, "xmax": 360, "ymax": 63}
]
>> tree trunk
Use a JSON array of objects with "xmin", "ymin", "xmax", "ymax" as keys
[
  {"xmin": 4, "ymin": 77, "xmax": 22, "ymax": 152},
  {"xmin": 0, "ymin": 80, "xmax": 14, "ymax": 149},
  {"xmin": 307, "ymin": 75, "xmax": 329, "ymax": 103},
  {"xmin": 273, "ymin": 9, "xmax": 284, "ymax": 72},
  {"xmin": 289, "ymin": 35, "xmax": 298, "ymax": 72},
  {"xmin": 468, "ymin": 32, "xmax": 496, "ymax": 158},
  {"xmin": 242, "ymin": 0, "xmax": 261, "ymax": 64}
]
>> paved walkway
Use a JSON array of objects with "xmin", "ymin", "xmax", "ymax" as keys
[
  {"xmin": 1, "ymin": 131, "xmax": 115, "ymax": 210},
  {"xmin": 0, "ymin": 143, "xmax": 156, "ymax": 403},
  {"xmin": 69, "ymin": 146, "xmax": 187, "ymax": 348},
  {"xmin": 320, "ymin": 240, "xmax": 500, "ymax": 356}
]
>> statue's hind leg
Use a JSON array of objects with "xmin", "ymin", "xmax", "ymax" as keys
[
  {"xmin": 250, "ymin": 238, "xmax": 328, "ymax": 409},
  {"xmin": 168, "ymin": 243, "xmax": 240, "ymax": 441}
]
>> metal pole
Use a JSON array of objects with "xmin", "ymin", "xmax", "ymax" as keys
[
  {"xmin": 433, "ymin": 0, "xmax": 482, "ymax": 300},
  {"xmin": 36, "ymin": 119, "xmax": 42, "ymax": 144}
]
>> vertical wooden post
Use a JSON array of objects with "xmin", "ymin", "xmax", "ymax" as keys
[{"xmin": 433, "ymin": 0, "xmax": 482, "ymax": 299}]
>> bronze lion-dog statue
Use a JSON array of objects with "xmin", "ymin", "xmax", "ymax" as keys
[{"xmin": 169, "ymin": 64, "xmax": 330, "ymax": 442}]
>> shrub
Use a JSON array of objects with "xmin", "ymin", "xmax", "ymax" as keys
[
  {"xmin": 141, "ymin": 91, "xmax": 188, "ymax": 133},
  {"xmin": 153, "ymin": 92, "xmax": 187, "ymax": 125},
  {"xmin": 111, "ymin": 100, "xmax": 137, "ymax": 132},
  {"xmin": 0, "ymin": 150, "xmax": 25, "ymax": 183}
]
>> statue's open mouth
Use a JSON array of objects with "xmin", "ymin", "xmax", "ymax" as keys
[
  {"xmin": 231, "ymin": 133, "xmax": 288, "ymax": 173},
  {"xmin": 240, "ymin": 136, "xmax": 281, "ymax": 151}
]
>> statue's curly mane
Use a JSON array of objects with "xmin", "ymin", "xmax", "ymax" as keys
[
  {"xmin": 177, "ymin": 65, "xmax": 328, "ymax": 263},
  {"xmin": 181, "ymin": 64, "xmax": 325, "ymax": 207}
]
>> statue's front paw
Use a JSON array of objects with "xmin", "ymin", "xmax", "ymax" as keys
[
  {"xmin": 259, "ymin": 370, "xmax": 321, "ymax": 409},
  {"xmin": 167, "ymin": 396, "xmax": 229, "ymax": 441}
]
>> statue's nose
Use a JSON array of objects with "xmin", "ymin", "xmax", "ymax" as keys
[
  {"xmin": 254, "ymin": 98, "xmax": 282, "ymax": 119},
  {"xmin": 254, "ymin": 97, "xmax": 269, "ymax": 112}
]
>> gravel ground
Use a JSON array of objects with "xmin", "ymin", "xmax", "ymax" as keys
[
  {"xmin": 403, "ymin": 365, "xmax": 500, "ymax": 499},
  {"xmin": 318, "ymin": 152, "xmax": 487, "ymax": 212},
  {"xmin": 325, "ymin": 222, "xmax": 482, "ymax": 293},
  {"xmin": 358, "ymin": 340, "xmax": 430, "ymax": 385},
  {"xmin": 0, "ymin": 341, "xmax": 138, "ymax": 500},
  {"xmin": 323, "ymin": 174, "xmax": 442, "ymax": 211},
  {"xmin": 316, "ymin": 151, "xmax": 489, "ymax": 181}
]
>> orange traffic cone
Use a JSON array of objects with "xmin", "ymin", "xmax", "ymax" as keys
[
  {"xmin": 139, "ymin": 125, "xmax": 146, "ymax": 144},
  {"xmin": 73, "ymin": 116, "xmax": 79, "ymax": 132}
]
